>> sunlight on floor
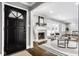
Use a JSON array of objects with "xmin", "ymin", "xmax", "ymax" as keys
[{"xmin": 10, "ymin": 50, "xmax": 32, "ymax": 56}]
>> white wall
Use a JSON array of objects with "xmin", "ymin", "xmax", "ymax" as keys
[
  {"xmin": 0, "ymin": 2, "xmax": 2, "ymax": 54},
  {"xmin": 46, "ymin": 18, "xmax": 66, "ymax": 36},
  {"xmin": 46, "ymin": 18, "xmax": 78, "ymax": 35},
  {"xmin": 69, "ymin": 23, "xmax": 78, "ymax": 33}
]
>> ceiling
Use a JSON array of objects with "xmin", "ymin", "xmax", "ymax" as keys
[
  {"xmin": 20, "ymin": 2, "xmax": 36, "ymax": 7},
  {"xmin": 31, "ymin": 2, "xmax": 78, "ymax": 24}
]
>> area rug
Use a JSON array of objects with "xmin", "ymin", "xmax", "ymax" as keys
[{"xmin": 40, "ymin": 40, "xmax": 78, "ymax": 56}]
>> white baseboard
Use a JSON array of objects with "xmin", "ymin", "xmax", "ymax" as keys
[
  {"xmin": 26, "ymin": 45, "xmax": 33, "ymax": 49},
  {"xmin": 0, "ymin": 54, "xmax": 2, "ymax": 56},
  {"xmin": 30, "ymin": 44, "xmax": 33, "ymax": 48},
  {"xmin": 26, "ymin": 46, "xmax": 30, "ymax": 49}
]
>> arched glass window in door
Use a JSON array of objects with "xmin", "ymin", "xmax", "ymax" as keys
[{"xmin": 9, "ymin": 10, "xmax": 24, "ymax": 19}]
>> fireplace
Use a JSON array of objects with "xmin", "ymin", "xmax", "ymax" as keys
[
  {"xmin": 34, "ymin": 26, "xmax": 47, "ymax": 44},
  {"xmin": 34, "ymin": 32, "xmax": 47, "ymax": 45},
  {"xmin": 38, "ymin": 32, "xmax": 45, "ymax": 40}
]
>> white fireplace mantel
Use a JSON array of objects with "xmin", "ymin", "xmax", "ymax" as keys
[{"xmin": 34, "ymin": 25, "xmax": 47, "ymax": 42}]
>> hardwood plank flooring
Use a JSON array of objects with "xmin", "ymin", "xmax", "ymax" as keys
[
  {"xmin": 27, "ymin": 37, "xmax": 79, "ymax": 56},
  {"xmin": 27, "ymin": 42, "xmax": 57, "ymax": 56}
]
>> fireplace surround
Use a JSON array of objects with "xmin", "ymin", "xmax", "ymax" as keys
[{"xmin": 34, "ymin": 26, "xmax": 47, "ymax": 44}]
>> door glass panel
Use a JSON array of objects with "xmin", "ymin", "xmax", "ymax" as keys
[
  {"xmin": 19, "ymin": 15, "xmax": 24, "ymax": 19},
  {"xmin": 9, "ymin": 10, "xmax": 24, "ymax": 19},
  {"xmin": 12, "ymin": 11, "xmax": 17, "ymax": 16},
  {"xmin": 18, "ymin": 12, "xmax": 21, "ymax": 17},
  {"xmin": 9, "ymin": 11, "xmax": 16, "ymax": 18}
]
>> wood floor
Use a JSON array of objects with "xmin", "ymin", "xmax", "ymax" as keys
[{"xmin": 27, "ymin": 42, "xmax": 57, "ymax": 56}]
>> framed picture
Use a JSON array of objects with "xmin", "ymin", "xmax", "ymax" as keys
[{"xmin": 38, "ymin": 16, "xmax": 44, "ymax": 25}]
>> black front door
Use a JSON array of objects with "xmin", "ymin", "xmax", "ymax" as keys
[{"xmin": 4, "ymin": 5, "xmax": 26, "ymax": 55}]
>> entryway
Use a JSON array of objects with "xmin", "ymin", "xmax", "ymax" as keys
[{"xmin": 4, "ymin": 4, "xmax": 26, "ymax": 55}]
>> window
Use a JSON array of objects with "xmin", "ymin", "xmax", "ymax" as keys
[{"xmin": 9, "ymin": 10, "xmax": 24, "ymax": 19}]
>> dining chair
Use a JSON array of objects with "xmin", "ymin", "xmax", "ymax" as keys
[
  {"xmin": 67, "ymin": 36, "xmax": 78, "ymax": 49},
  {"xmin": 55, "ymin": 33, "xmax": 66, "ymax": 48}
]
